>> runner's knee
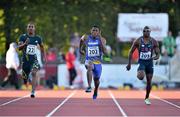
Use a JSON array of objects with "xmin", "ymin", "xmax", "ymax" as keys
[
  {"xmin": 31, "ymin": 70, "xmax": 37, "ymax": 77},
  {"xmin": 87, "ymin": 66, "xmax": 93, "ymax": 71},
  {"xmin": 94, "ymin": 77, "xmax": 99, "ymax": 81},
  {"xmin": 137, "ymin": 71, "xmax": 145, "ymax": 80}
]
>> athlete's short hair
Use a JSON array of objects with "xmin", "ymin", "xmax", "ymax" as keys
[
  {"xmin": 92, "ymin": 25, "xmax": 100, "ymax": 30},
  {"xmin": 27, "ymin": 22, "xmax": 35, "ymax": 28},
  {"xmin": 143, "ymin": 26, "xmax": 151, "ymax": 32}
]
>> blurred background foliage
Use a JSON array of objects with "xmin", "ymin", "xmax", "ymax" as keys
[{"xmin": 0, "ymin": 0, "xmax": 180, "ymax": 59}]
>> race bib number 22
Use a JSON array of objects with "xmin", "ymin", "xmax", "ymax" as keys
[{"xmin": 26, "ymin": 45, "xmax": 37, "ymax": 55}]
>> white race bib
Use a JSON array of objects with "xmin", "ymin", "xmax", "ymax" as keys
[
  {"xmin": 140, "ymin": 51, "xmax": 151, "ymax": 60},
  {"xmin": 88, "ymin": 46, "xmax": 100, "ymax": 57},
  {"xmin": 26, "ymin": 45, "xmax": 37, "ymax": 55}
]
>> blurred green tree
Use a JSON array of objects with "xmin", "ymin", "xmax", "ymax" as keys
[{"xmin": 0, "ymin": 0, "xmax": 179, "ymax": 60}]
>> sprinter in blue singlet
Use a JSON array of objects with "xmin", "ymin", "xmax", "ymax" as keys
[
  {"xmin": 79, "ymin": 25, "xmax": 107, "ymax": 99},
  {"xmin": 126, "ymin": 26, "xmax": 160, "ymax": 105}
]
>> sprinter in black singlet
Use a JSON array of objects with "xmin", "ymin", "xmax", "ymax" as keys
[
  {"xmin": 126, "ymin": 26, "xmax": 160, "ymax": 105},
  {"xmin": 18, "ymin": 22, "xmax": 46, "ymax": 98}
]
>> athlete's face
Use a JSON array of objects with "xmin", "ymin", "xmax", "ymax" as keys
[
  {"xmin": 91, "ymin": 27, "xmax": 100, "ymax": 37},
  {"xmin": 27, "ymin": 23, "xmax": 35, "ymax": 36},
  {"xmin": 143, "ymin": 29, "xmax": 151, "ymax": 37}
]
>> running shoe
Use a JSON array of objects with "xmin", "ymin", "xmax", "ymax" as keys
[
  {"xmin": 144, "ymin": 98, "xmax": 151, "ymax": 105},
  {"xmin": 30, "ymin": 91, "xmax": 35, "ymax": 98},
  {"xmin": 70, "ymin": 85, "xmax": 75, "ymax": 89},
  {"xmin": 85, "ymin": 87, "xmax": 92, "ymax": 93},
  {"xmin": 93, "ymin": 92, "xmax": 98, "ymax": 100}
]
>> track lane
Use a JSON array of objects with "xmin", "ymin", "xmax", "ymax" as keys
[
  {"xmin": 52, "ymin": 89, "xmax": 123, "ymax": 116},
  {"xmin": 0, "ymin": 90, "xmax": 74, "ymax": 116},
  {"xmin": 151, "ymin": 90, "xmax": 180, "ymax": 107},
  {"xmin": 0, "ymin": 90, "xmax": 30, "ymax": 106},
  {"xmin": 0, "ymin": 89, "xmax": 180, "ymax": 116},
  {"xmin": 110, "ymin": 90, "xmax": 180, "ymax": 116}
]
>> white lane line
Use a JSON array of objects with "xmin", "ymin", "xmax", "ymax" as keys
[
  {"xmin": 0, "ymin": 94, "xmax": 30, "ymax": 107},
  {"xmin": 150, "ymin": 94, "xmax": 180, "ymax": 109},
  {"xmin": 108, "ymin": 90, "xmax": 128, "ymax": 117},
  {"xmin": 140, "ymin": 89, "xmax": 180, "ymax": 109},
  {"xmin": 46, "ymin": 90, "xmax": 76, "ymax": 117}
]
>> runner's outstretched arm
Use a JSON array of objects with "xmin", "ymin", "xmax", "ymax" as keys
[
  {"xmin": 40, "ymin": 43, "xmax": 47, "ymax": 64},
  {"xmin": 126, "ymin": 38, "xmax": 139, "ymax": 71},
  {"xmin": 98, "ymin": 30, "xmax": 107, "ymax": 54},
  {"xmin": 18, "ymin": 38, "xmax": 29, "ymax": 50},
  {"xmin": 152, "ymin": 39, "xmax": 160, "ymax": 60},
  {"xmin": 79, "ymin": 34, "xmax": 86, "ymax": 55}
]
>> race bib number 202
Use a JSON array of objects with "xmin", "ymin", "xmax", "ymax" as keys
[{"xmin": 26, "ymin": 45, "xmax": 37, "ymax": 55}]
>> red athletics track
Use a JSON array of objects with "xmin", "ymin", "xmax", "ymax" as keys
[{"xmin": 0, "ymin": 89, "xmax": 180, "ymax": 116}]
